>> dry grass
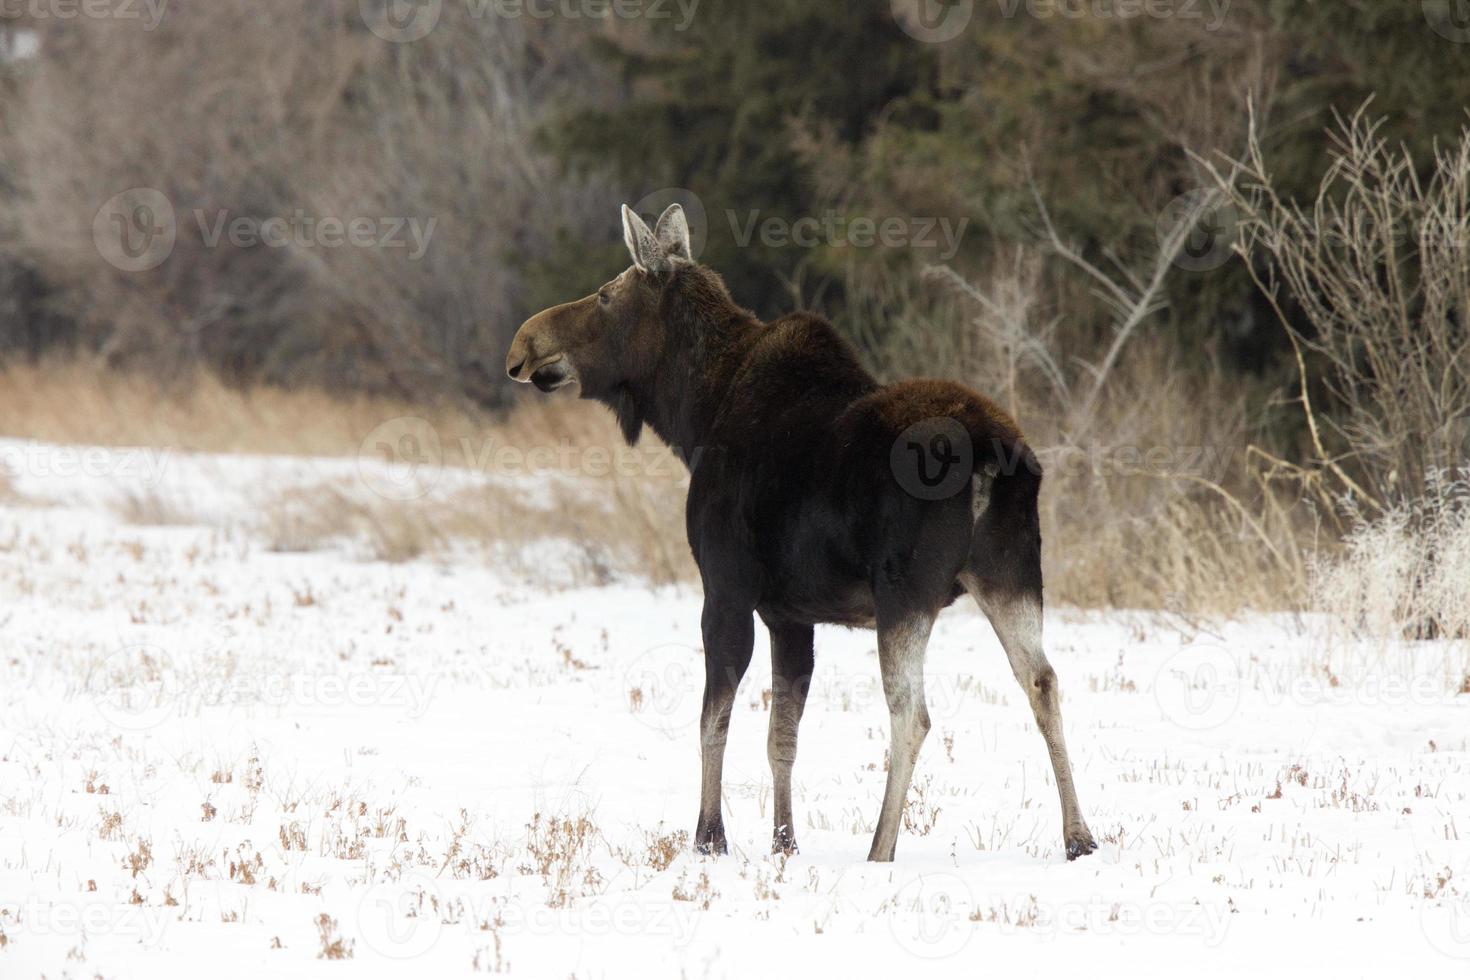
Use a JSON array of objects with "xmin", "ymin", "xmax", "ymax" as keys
[
  {"xmin": 0, "ymin": 358, "xmax": 1302, "ymax": 608},
  {"xmin": 0, "ymin": 361, "xmax": 694, "ymax": 585},
  {"xmin": 0, "ymin": 360, "xmax": 478, "ymax": 458},
  {"xmin": 254, "ymin": 476, "xmax": 691, "ymax": 586},
  {"xmin": 109, "ymin": 489, "xmax": 203, "ymax": 528}
]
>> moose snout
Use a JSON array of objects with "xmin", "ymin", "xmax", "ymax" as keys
[
  {"xmin": 506, "ymin": 303, "xmax": 582, "ymax": 391},
  {"xmin": 505, "ymin": 330, "xmax": 533, "ymax": 382}
]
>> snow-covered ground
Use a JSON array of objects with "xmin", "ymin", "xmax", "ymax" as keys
[{"xmin": 2, "ymin": 439, "xmax": 1468, "ymax": 978}]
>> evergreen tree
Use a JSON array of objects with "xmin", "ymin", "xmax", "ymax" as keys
[{"xmin": 537, "ymin": 0, "xmax": 938, "ymax": 319}]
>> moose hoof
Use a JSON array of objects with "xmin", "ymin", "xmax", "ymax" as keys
[
  {"xmin": 694, "ymin": 816, "xmax": 728, "ymax": 856},
  {"xmin": 1065, "ymin": 830, "xmax": 1097, "ymax": 861},
  {"xmin": 866, "ymin": 837, "xmax": 897, "ymax": 863},
  {"xmin": 694, "ymin": 837, "xmax": 728, "ymax": 857}
]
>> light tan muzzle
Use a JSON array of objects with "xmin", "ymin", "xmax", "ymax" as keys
[{"xmin": 505, "ymin": 304, "xmax": 577, "ymax": 392}]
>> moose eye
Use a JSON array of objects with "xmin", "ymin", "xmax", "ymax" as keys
[{"xmin": 598, "ymin": 291, "xmax": 611, "ymax": 306}]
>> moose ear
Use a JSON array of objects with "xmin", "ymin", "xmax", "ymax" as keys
[
  {"xmin": 622, "ymin": 204, "xmax": 662, "ymax": 272},
  {"xmin": 652, "ymin": 203, "xmax": 692, "ymax": 263}
]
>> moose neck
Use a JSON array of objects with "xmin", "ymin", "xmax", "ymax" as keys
[{"xmin": 605, "ymin": 266, "xmax": 760, "ymax": 464}]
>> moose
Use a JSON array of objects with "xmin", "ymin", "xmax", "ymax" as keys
[{"xmin": 505, "ymin": 203, "xmax": 1096, "ymax": 862}]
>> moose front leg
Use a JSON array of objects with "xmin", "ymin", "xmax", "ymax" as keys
[
  {"xmin": 694, "ymin": 598, "xmax": 754, "ymax": 855},
  {"xmin": 767, "ymin": 623, "xmax": 814, "ymax": 855}
]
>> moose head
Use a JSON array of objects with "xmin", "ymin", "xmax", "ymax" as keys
[{"xmin": 505, "ymin": 203, "xmax": 695, "ymax": 399}]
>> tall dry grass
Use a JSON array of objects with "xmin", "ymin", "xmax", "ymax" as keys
[
  {"xmin": 0, "ymin": 360, "xmax": 457, "ymax": 456},
  {"xmin": 0, "ymin": 358, "xmax": 1285, "ymax": 610},
  {"xmin": 254, "ymin": 470, "xmax": 692, "ymax": 586},
  {"xmin": 0, "ymin": 360, "xmax": 694, "ymax": 587}
]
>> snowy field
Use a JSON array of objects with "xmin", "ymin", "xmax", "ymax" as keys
[{"xmin": 1, "ymin": 438, "xmax": 1468, "ymax": 978}]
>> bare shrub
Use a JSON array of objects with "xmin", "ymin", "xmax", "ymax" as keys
[
  {"xmin": 1214, "ymin": 106, "xmax": 1470, "ymax": 510},
  {"xmin": 1311, "ymin": 473, "xmax": 1470, "ymax": 642},
  {"xmin": 921, "ymin": 245, "xmax": 1305, "ymax": 614}
]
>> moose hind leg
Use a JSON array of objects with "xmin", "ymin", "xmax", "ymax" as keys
[
  {"xmin": 867, "ymin": 612, "xmax": 935, "ymax": 863},
  {"xmin": 966, "ymin": 577, "xmax": 1095, "ymax": 859},
  {"xmin": 768, "ymin": 623, "xmax": 814, "ymax": 855}
]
